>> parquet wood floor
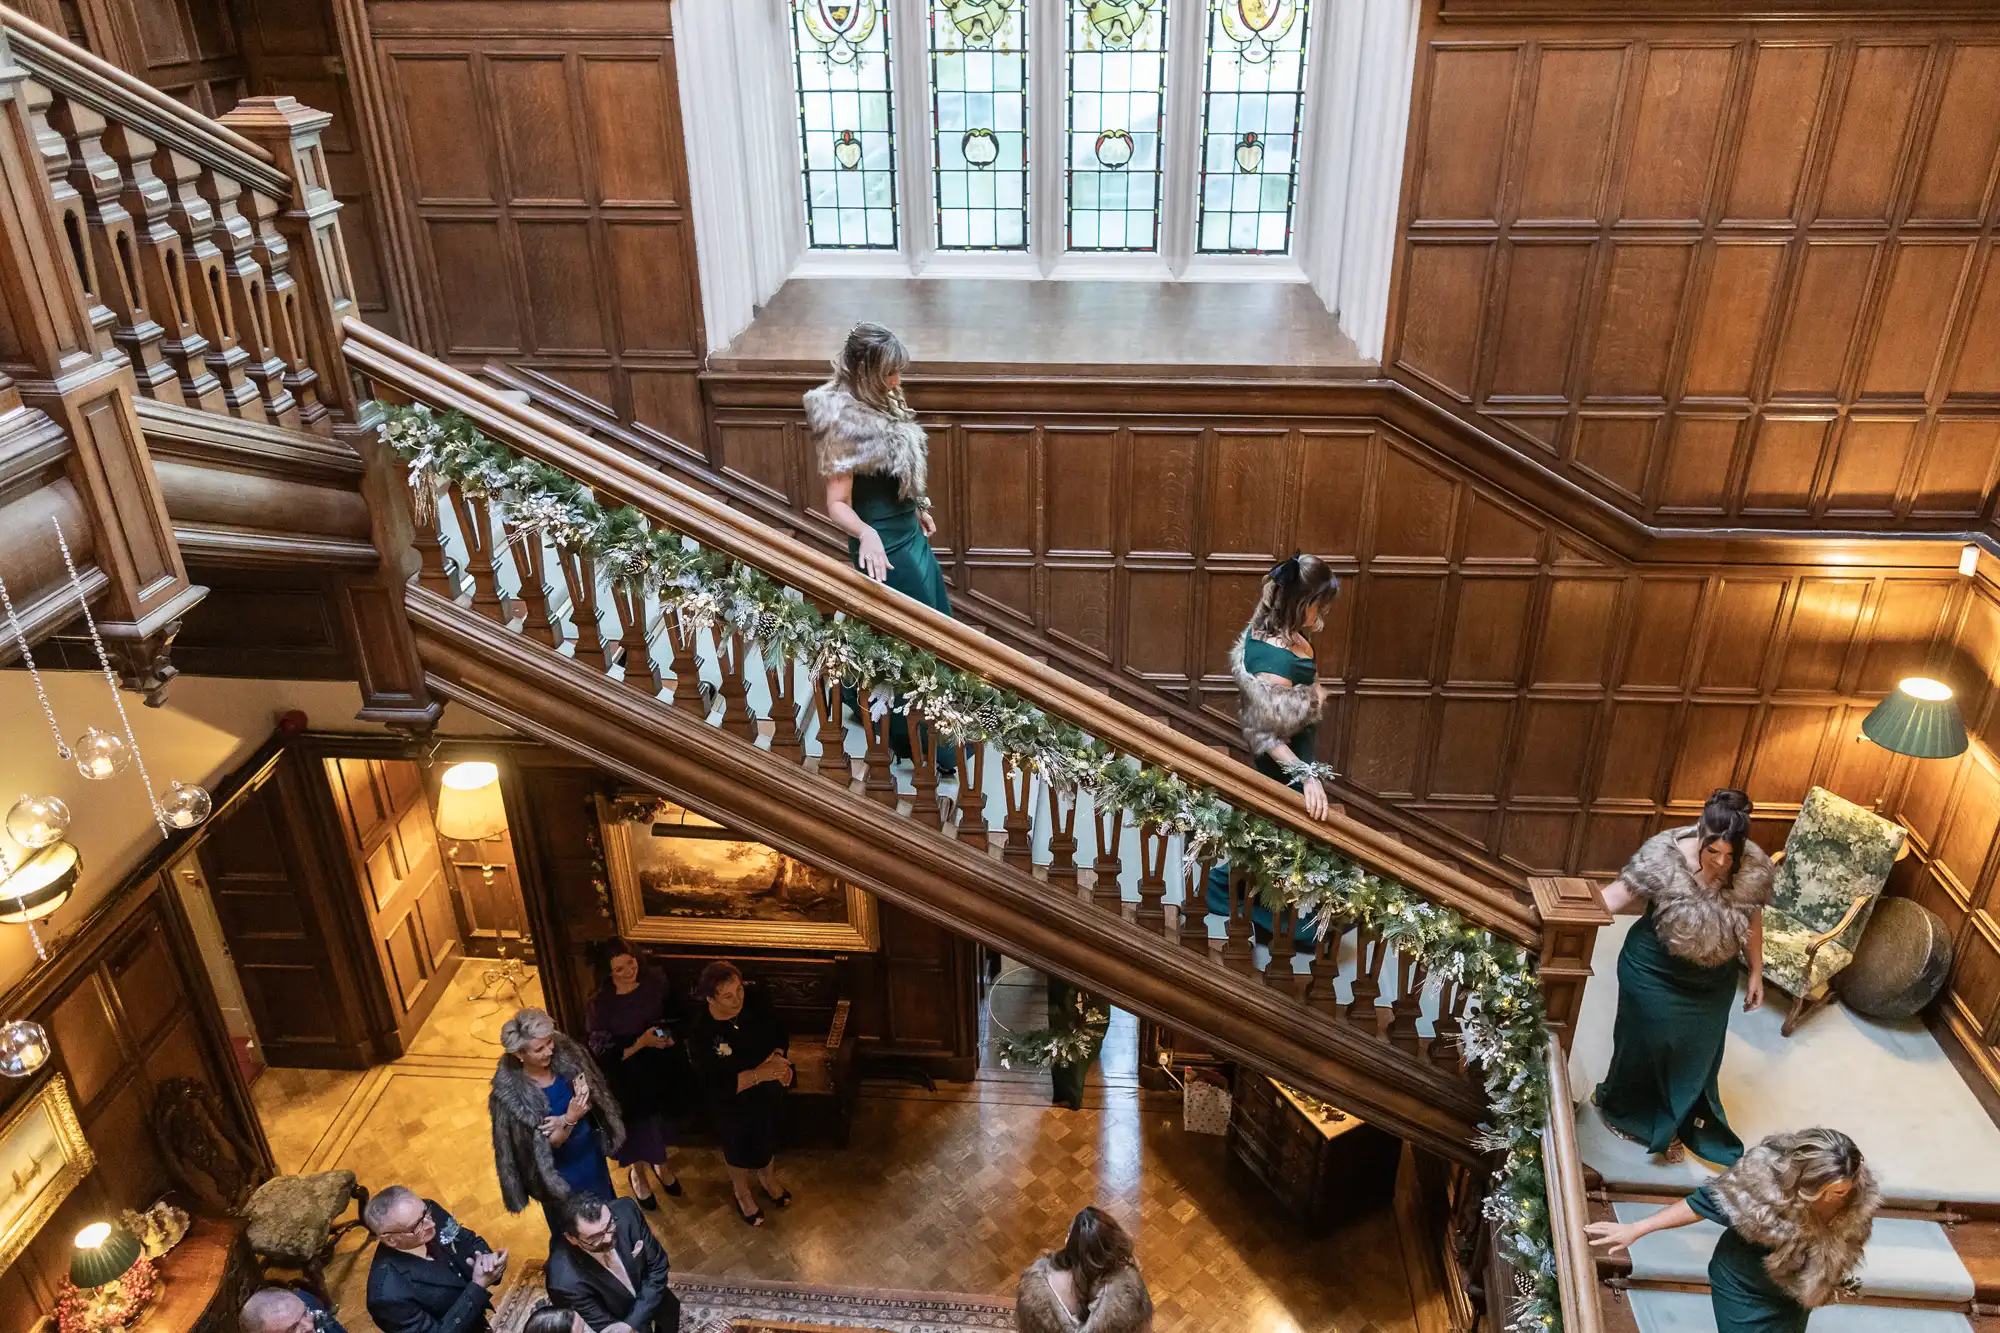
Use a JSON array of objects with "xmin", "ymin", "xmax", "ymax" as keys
[{"xmin": 254, "ymin": 967, "xmax": 1418, "ymax": 1333}]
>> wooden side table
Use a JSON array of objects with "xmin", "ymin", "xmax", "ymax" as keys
[
  {"xmin": 1228, "ymin": 1071, "xmax": 1402, "ymax": 1232},
  {"xmin": 133, "ymin": 1215, "xmax": 254, "ymax": 1333}
]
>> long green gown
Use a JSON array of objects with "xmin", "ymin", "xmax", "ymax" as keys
[
  {"xmin": 1594, "ymin": 900, "xmax": 1745, "ymax": 1165},
  {"xmin": 843, "ymin": 471, "xmax": 956, "ymax": 768},
  {"xmin": 1206, "ymin": 637, "xmax": 1320, "ymax": 944},
  {"xmin": 1688, "ymin": 1186, "xmax": 1807, "ymax": 1333}
]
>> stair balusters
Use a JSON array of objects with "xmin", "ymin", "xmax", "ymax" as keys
[
  {"xmin": 955, "ymin": 741, "xmax": 991, "ymax": 848},
  {"xmin": 1089, "ymin": 799, "xmax": 1123, "ymax": 912},
  {"xmin": 1046, "ymin": 787, "xmax": 1080, "ymax": 892},
  {"xmin": 765, "ymin": 657, "xmax": 806, "ymax": 765},
  {"xmin": 1178, "ymin": 857, "xmax": 1212, "ymax": 953},
  {"xmin": 446, "ymin": 484, "xmax": 506, "ymax": 622},
  {"xmin": 1135, "ymin": 822, "xmax": 1168, "ymax": 934},
  {"xmin": 999, "ymin": 757, "xmax": 1034, "ymax": 870},
  {"xmin": 907, "ymin": 706, "xmax": 944, "ymax": 828},
  {"xmin": 607, "ymin": 576, "xmax": 659, "ymax": 695},
  {"xmin": 809, "ymin": 672, "xmax": 851, "ymax": 785},
  {"xmin": 716, "ymin": 631, "xmax": 755, "ymax": 738}
]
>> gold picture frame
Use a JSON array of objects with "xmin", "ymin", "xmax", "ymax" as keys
[
  {"xmin": 0, "ymin": 1074, "xmax": 95, "ymax": 1278},
  {"xmin": 597, "ymin": 795, "xmax": 879, "ymax": 951}
]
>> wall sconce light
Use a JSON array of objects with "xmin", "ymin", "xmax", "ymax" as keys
[
  {"xmin": 0, "ymin": 1019, "xmax": 49, "ymax": 1077},
  {"xmin": 435, "ymin": 762, "xmax": 507, "ymax": 842},
  {"xmin": 1862, "ymin": 677, "xmax": 1969, "ymax": 759},
  {"xmin": 1961, "ymin": 544, "xmax": 1981, "ymax": 577}
]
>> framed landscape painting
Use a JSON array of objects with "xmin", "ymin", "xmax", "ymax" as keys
[
  {"xmin": 0, "ymin": 1073, "xmax": 93, "ymax": 1277},
  {"xmin": 597, "ymin": 795, "xmax": 879, "ymax": 951}
]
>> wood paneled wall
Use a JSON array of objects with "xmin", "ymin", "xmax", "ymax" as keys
[
  {"xmin": 338, "ymin": 0, "xmax": 705, "ymax": 441},
  {"xmin": 704, "ymin": 375, "xmax": 1970, "ymax": 886},
  {"xmin": 1889, "ymin": 568, "xmax": 2000, "ymax": 1094},
  {"xmin": 0, "ymin": 879, "xmax": 258, "ymax": 1324},
  {"xmin": 1387, "ymin": 2, "xmax": 2000, "ymax": 533}
]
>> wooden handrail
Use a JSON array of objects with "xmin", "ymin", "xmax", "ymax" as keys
[
  {"xmin": 342, "ymin": 317, "xmax": 1541, "ymax": 947},
  {"xmin": 1544, "ymin": 1031, "xmax": 1603, "ymax": 1333},
  {"xmin": 1, "ymin": 5, "xmax": 288, "ymax": 196}
]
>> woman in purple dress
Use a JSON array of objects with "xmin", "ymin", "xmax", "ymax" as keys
[{"xmin": 585, "ymin": 942, "xmax": 690, "ymax": 1207}]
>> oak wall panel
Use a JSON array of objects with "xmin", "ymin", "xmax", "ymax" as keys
[
  {"xmin": 703, "ymin": 374, "xmax": 1974, "ymax": 891},
  {"xmin": 361, "ymin": 0, "xmax": 705, "ymax": 441},
  {"xmin": 1390, "ymin": 4, "xmax": 2000, "ymax": 533}
]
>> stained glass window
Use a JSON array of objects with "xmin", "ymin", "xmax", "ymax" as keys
[
  {"xmin": 1196, "ymin": 0, "xmax": 1312, "ymax": 254},
  {"xmin": 930, "ymin": 1, "xmax": 1028, "ymax": 250},
  {"xmin": 793, "ymin": 0, "xmax": 899, "ymax": 249},
  {"xmin": 1064, "ymin": 0, "xmax": 1168, "ymax": 252}
]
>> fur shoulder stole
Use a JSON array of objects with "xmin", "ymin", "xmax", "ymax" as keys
[
  {"xmin": 804, "ymin": 382, "xmax": 928, "ymax": 502},
  {"xmin": 1014, "ymin": 1257, "xmax": 1153, "ymax": 1333},
  {"xmin": 1705, "ymin": 1141, "xmax": 1880, "ymax": 1308},
  {"xmin": 1230, "ymin": 632, "xmax": 1322, "ymax": 760},
  {"xmin": 488, "ymin": 1033, "xmax": 625, "ymax": 1212},
  {"xmin": 1623, "ymin": 827, "xmax": 1774, "ymax": 967}
]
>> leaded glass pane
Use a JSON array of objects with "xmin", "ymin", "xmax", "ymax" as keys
[
  {"xmin": 793, "ymin": 0, "xmax": 899, "ymax": 250},
  {"xmin": 930, "ymin": 1, "xmax": 1028, "ymax": 250},
  {"xmin": 1196, "ymin": 0, "xmax": 1311, "ymax": 254},
  {"xmin": 1064, "ymin": 0, "xmax": 1167, "ymax": 253}
]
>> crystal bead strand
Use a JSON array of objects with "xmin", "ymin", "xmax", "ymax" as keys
[
  {"xmin": 52, "ymin": 519, "xmax": 169, "ymax": 835},
  {"xmin": 0, "ymin": 565, "xmax": 74, "ymax": 760}
]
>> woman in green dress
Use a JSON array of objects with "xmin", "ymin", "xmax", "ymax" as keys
[
  {"xmin": 805, "ymin": 323, "xmax": 954, "ymax": 770},
  {"xmin": 1587, "ymin": 1127, "xmax": 1879, "ymax": 1333},
  {"xmin": 1595, "ymin": 788, "xmax": 1771, "ymax": 1165},
  {"xmin": 1204, "ymin": 554, "xmax": 1341, "ymax": 937}
]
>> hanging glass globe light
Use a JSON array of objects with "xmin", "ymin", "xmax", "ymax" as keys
[
  {"xmin": 157, "ymin": 782, "xmax": 213, "ymax": 830},
  {"xmin": 5, "ymin": 795, "xmax": 70, "ymax": 850},
  {"xmin": 72, "ymin": 729, "xmax": 130, "ymax": 780},
  {"xmin": 0, "ymin": 1020, "xmax": 50, "ymax": 1077}
]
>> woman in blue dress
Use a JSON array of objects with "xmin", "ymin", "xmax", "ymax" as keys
[
  {"xmin": 490, "ymin": 1007, "xmax": 625, "ymax": 1233},
  {"xmin": 1206, "ymin": 554, "xmax": 1341, "ymax": 937}
]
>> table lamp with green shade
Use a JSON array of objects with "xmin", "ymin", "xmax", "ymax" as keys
[
  {"xmin": 70, "ymin": 1221, "xmax": 142, "ymax": 1288},
  {"xmin": 1861, "ymin": 677, "xmax": 1969, "ymax": 759}
]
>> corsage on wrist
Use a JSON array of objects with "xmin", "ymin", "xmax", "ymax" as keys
[{"xmin": 1282, "ymin": 760, "xmax": 1339, "ymax": 785}]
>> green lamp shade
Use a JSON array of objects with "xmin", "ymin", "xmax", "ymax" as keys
[
  {"xmin": 1862, "ymin": 678, "xmax": 1968, "ymax": 759},
  {"xmin": 70, "ymin": 1221, "xmax": 141, "ymax": 1288}
]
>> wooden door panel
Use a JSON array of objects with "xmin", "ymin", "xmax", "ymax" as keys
[{"xmin": 203, "ymin": 754, "xmax": 375, "ymax": 1067}]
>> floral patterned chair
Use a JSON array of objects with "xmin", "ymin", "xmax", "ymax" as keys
[{"xmin": 1763, "ymin": 786, "xmax": 1907, "ymax": 1036}]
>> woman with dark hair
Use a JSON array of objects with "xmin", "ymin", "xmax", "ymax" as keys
[
  {"xmin": 807, "ymin": 322, "xmax": 954, "ymax": 767},
  {"xmin": 489, "ymin": 1007, "xmax": 625, "ymax": 1232},
  {"xmin": 1204, "ymin": 554, "xmax": 1342, "ymax": 936},
  {"xmin": 1588, "ymin": 1127, "xmax": 1879, "ymax": 1333},
  {"xmin": 686, "ymin": 961, "xmax": 793, "ymax": 1226},
  {"xmin": 585, "ymin": 941, "xmax": 688, "ymax": 1208},
  {"xmin": 1015, "ymin": 1206, "xmax": 1154, "ymax": 1333},
  {"xmin": 1594, "ymin": 788, "xmax": 1772, "ymax": 1165}
]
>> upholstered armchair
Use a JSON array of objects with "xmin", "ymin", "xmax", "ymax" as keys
[{"xmin": 1762, "ymin": 786, "xmax": 1907, "ymax": 1036}]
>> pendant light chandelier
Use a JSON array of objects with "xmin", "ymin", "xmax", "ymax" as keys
[{"xmin": 0, "ymin": 519, "xmax": 212, "ymax": 959}]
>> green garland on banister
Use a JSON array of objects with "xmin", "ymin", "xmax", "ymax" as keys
[{"xmin": 376, "ymin": 402, "xmax": 1564, "ymax": 1332}]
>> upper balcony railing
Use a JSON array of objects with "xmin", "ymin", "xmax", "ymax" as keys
[{"xmin": 2, "ymin": 5, "xmax": 359, "ymax": 435}]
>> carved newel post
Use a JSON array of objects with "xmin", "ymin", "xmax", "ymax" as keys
[{"xmin": 1527, "ymin": 876, "xmax": 1613, "ymax": 1053}]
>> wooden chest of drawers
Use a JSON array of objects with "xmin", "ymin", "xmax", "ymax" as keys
[{"xmin": 1227, "ymin": 1071, "xmax": 1401, "ymax": 1232}]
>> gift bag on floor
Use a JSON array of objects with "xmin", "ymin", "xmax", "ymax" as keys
[{"xmin": 1182, "ymin": 1067, "xmax": 1232, "ymax": 1135}]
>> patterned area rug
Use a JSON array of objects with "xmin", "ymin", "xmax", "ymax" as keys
[{"xmin": 493, "ymin": 1262, "xmax": 1016, "ymax": 1333}]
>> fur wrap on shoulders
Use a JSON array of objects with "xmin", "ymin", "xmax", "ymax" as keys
[
  {"xmin": 1622, "ymin": 826, "xmax": 1774, "ymax": 967},
  {"xmin": 1014, "ymin": 1257, "xmax": 1154, "ymax": 1333},
  {"xmin": 1703, "ymin": 1139, "xmax": 1880, "ymax": 1308},
  {"xmin": 488, "ymin": 1032, "xmax": 625, "ymax": 1213},
  {"xmin": 804, "ymin": 382, "xmax": 929, "ymax": 503},
  {"xmin": 1230, "ymin": 632, "xmax": 1321, "ymax": 760}
]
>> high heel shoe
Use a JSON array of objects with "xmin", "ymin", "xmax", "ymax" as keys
[
  {"xmin": 628, "ymin": 1165, "xmax": 658, "ymax": 1211},
  {"xmin": 660, "ymin": 1175, "xmax": 683, "ymax": 1198},
  {"xmin": 761, "ymin": 1182, "xmax": 793, "ymax": 1208},
  {"xmin": 737, "ymin": 1199, "xmax": 765, "ymax": 1226}
]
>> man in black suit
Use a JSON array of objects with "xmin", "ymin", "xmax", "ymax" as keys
[
  {"xmin": 239, "ymin": 1287, "xmax": 348, "ymax": 1333},
  {"xmin": 363, "ymin": 1185, "xmax": 509, "ymax": 1333},
  {"xmin": 544, "ymin": 1191, "xmax": 679, "ymax": 1333}
]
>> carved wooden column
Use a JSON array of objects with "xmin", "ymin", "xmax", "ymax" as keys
[
  {"xmin": 98, "ymin": 120, "xmax": 200, "ymax": 406},
  {"xmin": 47, "ymin": 96, "xmax": 179, "ymax": 399},
  {"xmin": 1528, "ymin": 876, "xmax": 1611, "ymax": 1053},
  {"xmin": 199, "ymin": 165, "xmax": 296, "ymax": 427},
  {"xmin": 138, "ymin": 142, "xmax": 225, "ymax": 410},
  {"xmin": 0, "ymin": 29, "xmax": 205, "ymax": 701},
  {"xmin": 218, "ymin": 97, "xmax": 359, "ymax": 424}
]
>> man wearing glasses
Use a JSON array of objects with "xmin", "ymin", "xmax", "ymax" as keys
[{"xmin": 363, "ymin": 1185, "xmax": 510, "ymax": 1333}]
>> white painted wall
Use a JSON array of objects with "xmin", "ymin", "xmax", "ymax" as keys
[{"xmin": 0, "ymin": 674, "xmax": 379, "ymax": 991}]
